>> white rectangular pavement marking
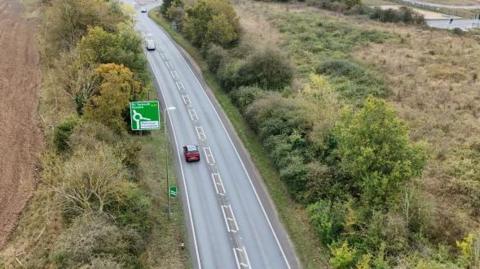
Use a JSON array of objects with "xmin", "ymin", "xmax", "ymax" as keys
[
  {"xmin": 188, "ymin": 109, "xmax": 198, "ymax": 121},
  {"xmin": 195, "ymin": 126, "xmax": 206, "ymax": 141},
  {"xmin": 221, "ymin": 205, "xmax": 239, "ymax": 233},
  {"xmin": 233, "ymin": 247, "xmax": 251, "ymax": 269},
  {"xmin": 203, "ymin": 146, "xmax": 215, "ymax": 165},
  {"xmin": 211, "ymin": 172, "xmax": 225, "ymax": 195}
]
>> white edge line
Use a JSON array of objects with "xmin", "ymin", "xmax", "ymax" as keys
[
  {"xmin": 147, "ymin": 52, "xmax": 202, "ymax": 269},
  {"xmin": 183, "ymin": 51, "xmax": 292, "ymax": 268}
]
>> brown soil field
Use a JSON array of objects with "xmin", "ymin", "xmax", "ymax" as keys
[{"xmin": 0, "ymin": 0, "xmax": 42, "ymax": 249}]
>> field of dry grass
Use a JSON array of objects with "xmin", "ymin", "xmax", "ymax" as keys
[
  {"xmin": 355, "ymin": 26, "xmax": 480, "ymax": 238},
  {"xmin": 235, "ymin": 0, "xmax": 480, "ymax": 259}
]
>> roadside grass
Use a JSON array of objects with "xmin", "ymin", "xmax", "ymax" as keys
[
  {"xmin": 150, "ymin": 9, "xmax": 331, "ymax": 269},
  {"xmin": 137, "ymin": 112, "xmax": 189, "ymax": 268}
]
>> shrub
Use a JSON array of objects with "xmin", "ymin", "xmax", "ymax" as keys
[
  {"xmin": 53, "ymin": 116, "xmax": 79, "ymax": 152},
  {"xmin": 237, "ymin": 49, "xmax": 293, "ymax": 90},
  {"xmin": 51, "ymin": 215, "xmax": 132, "ymax": 268},
  {"xmin": 230, "ymin": 86, "xmax": 265, "ymax": 113},
  {"xmin": 308, "ymin": 200, "xmax": 346, "ymax": 245},
  {"xmin": 316, "ymin": 59, "xmax": 388, "ymax": 101},
  {"xmin": 329, "ymin": 241, "xmax": 357, "ymax": 269},
  {"xmin": 57, "ymin": 144, "xmax": 127, "ymax": 219},
  {"xmin": 217, "ymin": 58, "xmax": 244, "ymax": 91},
  {"xmin": 334, "ymin": 97, "xmax": 426, "ymax": 209},
  {"xmin": 108, "ymin": 182, "xmax": 152, "ymax": 235},
  {"xmin": 44, "ymin": 0, "xmax": 125, "ymax": 55},
  {"xmin": 205, "ymin": 44, "xmax": 228, "ymax": 73},
  {"xmin": 69, "ymin": 121, "xmax": 118, "ymax": 151},
  {"xmin": 369, "ymin": 7, "xmax": 425, "ymax": 25},
  {"xmin": 183, "ymin": 0, "xmax": 240, "ymax": 48}
]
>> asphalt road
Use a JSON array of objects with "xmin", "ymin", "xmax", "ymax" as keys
[
  {"xmin": 401, "ymin": 0, "xmax": 480, "ymax": 9},
  {"xmin": 124, "ymin": 1, "xmax": 300, "ymax": 268},
  {"xmin": 426, "ymin": 18, "xmax": 480, "ymax": 29}
]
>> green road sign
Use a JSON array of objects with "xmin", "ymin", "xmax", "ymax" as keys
[
  {"xmin": 169, "ymin": 186, "xmax": 177, "ymax": 198},
  {"xmin": 130, "ymin": 101, "xmax": 160, "ymax": 131}
]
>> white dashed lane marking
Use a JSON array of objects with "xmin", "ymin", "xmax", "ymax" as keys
[
  {"xmin": 188, "ymin": 108, "xmax": 198, "ymax": 121},
  {"xmin": 233, "ymin": 247, "xmax": 251, "ymax": 269},
  {"xmin": 203, "ymin": 146, "xmax": 215, "ymax": 165},
  {"xmin": 221, "ymin": 205, "xmax": 239, "ymax": 233},
  {"xmin": 211, "ymin": 172, "xmax": 225, "ymax": 196}
]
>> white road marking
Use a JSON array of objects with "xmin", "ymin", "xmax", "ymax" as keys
[
  {"xmin": 183, "ymin": 53, "xmax": 293, "ymax": 268},
  {"xmin": 188, "ymin": 108, "xmax": 198, "ymax": 121},
  {"xmin": 176, "ymin": 81, "xmax": 185, "ymax": 92},
  {"xmin": 146, "ymin": 56, "xmax": 202, "ymax": 269},
  {"xmin": 160, "ymin": 52, "xmax": 167, "ymax": 61},
  {"xmin": 211, "ymin": 173, "xmax": 225, "ymax": 195},
  {"xmin": 170, "ymin": 70, "xmax": 178, "ymax": 80},
  {"xmin": 182, "ymin": 95, "xmax": 191, "ymax": 105},
  {"xmin": 203, "ymin": 146, "xmax": 215, "ymax": 165},
  {"xmin": 233, "ymin": 247, "xmax": 251, "ymax": 269},
  {"xmin": 195, "ymin": 126, "xmax": 206, "ymax": 141},
  {"xmin": 165, "ymin": 61, "xmax": 172, "ymax": 70},
  {"xmin": 221, "ymin": 205, "xmax": 239, "ymax": 233}
]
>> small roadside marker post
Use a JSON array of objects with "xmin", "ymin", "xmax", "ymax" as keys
[{"xmin": 169, "ymin": 186, "xmax": 177, "ymax": 198}]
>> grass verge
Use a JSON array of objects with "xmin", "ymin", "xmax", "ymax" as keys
[
  {"xmin": 149, "ymin": 9, "xmax": 330, "ymax": 269},
  {"xmin": 138, "ymin": 86, "xmax": 189, "ymax": 268}
]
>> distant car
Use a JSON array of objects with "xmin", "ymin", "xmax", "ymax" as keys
[
  {"xmin": 183, "ymin": 145, "xmax": 200, "ymax": 162},
  {"xmin": 141, "ymin": 8, "xmax": 147, "ymax": 13},
  {"xmin": 145, "ymin": 39, "xmax": 155, "ymax": 51}
]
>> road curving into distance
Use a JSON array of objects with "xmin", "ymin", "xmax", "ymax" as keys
[{"xmin": 123, "ymin": 0, "xmax": 301, "ymax": 268}]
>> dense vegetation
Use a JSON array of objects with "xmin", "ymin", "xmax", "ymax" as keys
[
  {"xmin": 0, "ymin": 0, "xmax": 187, "ymax": 268},
  {"xmin": 159, "ymin": 0, "xmax": 480, "ymax": 267}
]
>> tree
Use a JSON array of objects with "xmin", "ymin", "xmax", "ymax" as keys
[
  {"xmin": 77, "ymin": 25, "xmax": 148, "ymax": 82},
  {"xmin": 334, "ymin": 97, "xmax": 426, "ymax": 208},
  {"xmin": 183, "ymin": 0, "xmax": 240, "ymax": 48},
  {"xmin": 84, "ymin": 64, "xmax": 142, "ymax": 132},
  {"xmin": 44, "ymin": 0, "xmax": 125, "ymax": 55}
]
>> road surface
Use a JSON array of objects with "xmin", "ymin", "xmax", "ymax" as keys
[
  {"xmin": 426, "ymin": 18, "xmax": 480, "ymax": 29},
  {"xmin": 125, "ymin": 1, "xmax": 300, "ymax": 268},
  {"xmin": 401, "ymin": 0, "xmax": 480, "ymax": 9}
]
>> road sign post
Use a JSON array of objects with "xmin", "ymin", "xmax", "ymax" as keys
[{"xmin": 129, "ymin": 101, "xmax": 160, "ymax": 131}]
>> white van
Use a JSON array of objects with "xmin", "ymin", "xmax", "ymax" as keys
[{"xmin": 145, "ymin": 39, "xmax": 155, "ymax": 51}]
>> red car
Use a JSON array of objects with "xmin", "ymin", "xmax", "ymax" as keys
[{"xmin": 183, "ymin": 145, "xmax": 200, "ymax": 162}]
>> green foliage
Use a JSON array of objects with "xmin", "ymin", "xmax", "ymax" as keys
[
  {"xmin": 316, "ymin": 59, "xmax": 388, "ymax": 101},
  {"xmin": 308, "ymin": 200, "xmax": 346, "ymax": 245},
  {"xmin": 44, "ymin": 0, "xmax": 125, "ymax": 55},
  {"xmin": 370, "ymin": 7, "xmax": 425, "ymax": 25},
  {"xmin": 272, "ymin": 12, "xmax": 391, "ymax": 79},
  {"xmin": 306, "ymin": 0, "xmax": 361, "ymax": 12},
  {"xmin": 205, "ymin": 44, "xmax": 228, "ymax": 73},
  {"xmin": 84, "ymin": 64, "xmax": 142, "ymax": 133},
  {"xmin": 77, "ymin": 25, "xmax": 148, "ymax": 83},
  {"xmin": 183, "ymin": 0, "xmax": 240, "ymax": 48},
  {"xmin": 53, "ymin": 116, "xmax": 78, "ymax": 152},
  {"xmin": 334, "ymin": 97, "xmax": 426, "ymax": 208},
  {"xmin": 230, "ymin": 86, "xmax": 265, "ymax": 112},
  {"xmin": 330, "ymin": 241, "xmax": 357, "ymax": 269},
  {"xmin": 236, "ymin": 49, "xmax": 293, "ymax": 90}
]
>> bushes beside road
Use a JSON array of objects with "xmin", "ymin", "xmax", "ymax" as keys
[
  {"xmin": 156, "ymin": 0, "xmax": 480, "ymax": 266},
  {"xmin": 0, "ymin": 0, "xmax": 187, "ymax": 268}
]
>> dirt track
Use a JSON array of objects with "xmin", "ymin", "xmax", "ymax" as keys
[{"xmin": 0, "ymin": 0, "xmax": 42, "ymax": 249}]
